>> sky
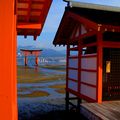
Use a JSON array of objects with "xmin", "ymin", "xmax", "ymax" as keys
[{"xmin": 17, "ymin": 0, "xmax": 120, "ymax": 51}]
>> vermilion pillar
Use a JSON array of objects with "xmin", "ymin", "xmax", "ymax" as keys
[
  {"xmin": 35, "ymin": 56, "xmax": 39, "ymax": 66},
  {"xmin": 97, "ymin": 32, "xmax": 103, "ymax": 103},
  {"xmin": 24, "ymin": 56, "xmax": 28, "ymax": 66},
  {"xmin": 20, "ymin": 49, "xmax": 42, "ymax": 67},
  {"xmin": 0, "ymin": 0, "xmax": 18, "ymax": 120}
]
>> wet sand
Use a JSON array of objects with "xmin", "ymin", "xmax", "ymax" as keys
[{"xmin": 18, "ymin": 65, "xmax": 87, "ymax": 120}]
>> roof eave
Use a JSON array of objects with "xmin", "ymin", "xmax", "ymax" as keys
[{"xmin": 63, "ymin": 0, "xmax": 120, "ymax": 13}]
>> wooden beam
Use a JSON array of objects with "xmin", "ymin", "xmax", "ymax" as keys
[
  {"xmin": 103, "ymin": 41, "xmax": 120, "ymax": 48},
  {"xmin": 101, "ymin": 24, "xmax": 120, "ymax": 32},
  {"xmin": 69, "ymin": 31, "xmax": 97, "ymax": 44},
  {"xmin": 67, "ymin": 11, "xmax": 98, "ymax": 31},
  {"xmin": 17, "ymin": 23, "xmax": 42, "ymax": 29},
  {"xmin": 26, "ymin": 0, "xmax": 32, "ymax": 22},
  {"xmin": 18, "ymin": 0, "xmax": 45, "ymax": 4},
  {"xmin": 18, "ymin": 8, "xmax": 42, "ymax": 11},
  {"xmin": 53, "ymin": 11, "xmax": 98, "ymax": 45}
]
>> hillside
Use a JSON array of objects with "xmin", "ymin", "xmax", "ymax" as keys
[{"xmin": 17, "ymin": 46, "xmax": 66, "ymax": 57}]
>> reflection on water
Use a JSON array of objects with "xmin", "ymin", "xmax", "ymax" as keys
[
  {"xmin": 18, "ymin": 56, "xmax": 66, "ymax": 102},
  {"xmin": 18, "ymin": 80, "xmax": 65, "ymax": 88},
  {"xmin": 18, "ymin": 57, "xmax": 66, "ymax": 119},
  {"xmin": 17, "ymin": 56, "xmax": 66, "ymax": 66}
]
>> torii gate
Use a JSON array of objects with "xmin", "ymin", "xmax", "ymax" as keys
[
  {"xmin": 20, "ymin": 49, "xmax": 42, "ymax": 66},
  {"xmin": 0, "ymin": 0, "xmax": 52, "ymax": 120}
]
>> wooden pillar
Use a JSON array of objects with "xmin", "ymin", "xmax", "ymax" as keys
[
  {"xmin": 78, "ymin": 41, "xmax": 82, "ymax": 97},
  {"xmin": 24, "ymin": 56, "xmax": 28, "ymax": 66},
  {"xmin": 65, "ymin": 44, "xmax": 70, "ymax": 111},
  {"xmin": 77, "ymin": 98, "xmax": 82, "ymax": 112},
  {"xmin": 66, "ymin": 44, "xmax": 70, "ymax": 91},
  {"xmin": 77, "ymin": 41, "xmax": 82, "ymax": 112},
  {"xmin": 97, "ymin": 32, "xmax": 103, "ymax": 103},
  {"xmin": 0, "ymin": 0, "xmax": 18, "ymax": 120},
  {"xmin": 35, "ymin": 56, "xmax": 39, "ymax": 66},
  {"xmin": 65, "ymin": 91, "xmax": 69, "ymax": 112}
]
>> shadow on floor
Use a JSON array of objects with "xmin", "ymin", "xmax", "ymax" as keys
[{"xmin": 19, "ymin": 110, "xmax": 88, "ymax": 120}]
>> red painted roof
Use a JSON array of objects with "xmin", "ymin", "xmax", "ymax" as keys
[
  {"xmin": 17, "ymin": 0, "xmax": 52, "ymax": 40},
  {"xmin": 53, "ymin": 6, "xmax": 120, "ymax": 45}
]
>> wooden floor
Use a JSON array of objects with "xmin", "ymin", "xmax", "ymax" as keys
[{"xmin": 80, "ymin": 101, "xmax": 120, "ymax": 120}]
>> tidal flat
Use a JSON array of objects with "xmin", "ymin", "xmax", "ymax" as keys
[
  {"xmin": 40, "ymin": 65, "xmax": 66, "ymax": 71},
  {"xmin": 17, "ymin": 65, "xmax": 66, "ymax": 83},
  {"xmin": 17, "ymin": 64, "xmax": 66, "ymax": 99},
  {"xmin": 18, "ymin": 90, "xmax": 50, "ymax": 98},
  {"xmin": 18, "ymin": 64, "xmax": 67, "ymax": 119}
]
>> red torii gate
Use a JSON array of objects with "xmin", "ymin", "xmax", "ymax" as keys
[
  {"xmin": 20, "ymin": 49, "xmax": 42, "ymax": 66},
  {"xmin": 0, "ymin": 0, "xmax": 52, "ymax": 120}
]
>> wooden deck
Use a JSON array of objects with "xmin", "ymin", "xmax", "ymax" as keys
[{"xmin": 80, "ymin": 101, "xmax": 120, "ymax": 120}]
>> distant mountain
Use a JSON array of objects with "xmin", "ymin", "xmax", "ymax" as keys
[
  {"xmin": 17, "ymin": 46, "xmax": 39, "ymax": 53},
  {"xmin": 42, "ymin": 49, "xmax": 66, "ymax": 57},
  {"xmin": 17, "ymin": 46, "xmax": 66, "ymax": 57}
]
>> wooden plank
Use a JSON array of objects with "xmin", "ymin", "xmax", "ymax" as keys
[
  {"xmin": 91, "ymin": 104, "xmax": 118, "ymax": 120},
  {"xmin": 81, "ymin": 103, "xmax": 108, "ymax": 120},
  {"xmin": 81, "ymin": 101, "xmax": 120, "ymax": 120}
]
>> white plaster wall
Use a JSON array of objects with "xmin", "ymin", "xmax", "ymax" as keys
[
  {"xmin": 68, "ymin": 69, "xmax": 78, "ymax": 80},
  {"xmin": 81, "ymin": 24, "xmax": 87, "ymax": 34},
  {"xmin": 69, "ymin": 59, "xmax": 78, "ymax": 68},
  {"xmin": 81, "ymin": 57, "xmax": 97, "ymax": 70},
  {"xmin": 68, "ymin": 80, "xmax": 78, "ymax": 92},
  {"xmin": 80, "ymin": 84, "xmax": 96, "ymax": 100},
  {"xmin": 81, "ymin": 71, "xmax": 97, "ymax": 85}
]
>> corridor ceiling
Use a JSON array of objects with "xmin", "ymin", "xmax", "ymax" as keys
[{"xmin": 17, "ymin": 0, "xmax": 52, "ymax": 40}]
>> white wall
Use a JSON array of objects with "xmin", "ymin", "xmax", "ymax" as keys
[
  {"xmin": 81, "ymin": 84, "xmax": 96, "ymax": 100},
  {"xmin": 81, "ymin": 57, "xmax": 97, "ymax": 70},
  {"xmin": 69, "ymin": 58, "xmax": 78, "ymax": 68},
  {"xmin": 68, "ymin": 80, "xmax": 78, "ymax": 92},
  {"xmin": 68, "ymin": 69, "xmax": 78, "ymax": 80}
]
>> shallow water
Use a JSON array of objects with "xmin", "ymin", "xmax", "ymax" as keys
[
  {"xmin": 18, "ymin": 61, "xmax": 66, "ymax": 119},
  {"xmin": 39, "ymin": 67, "xmax": 65, "ymax": 75},
  {"xmin": 18, "ymin": 80, "xmax": 65, "ymax": 101},
  {"xmin": 18, "ymin": 80, "xmax": 65, "ymax": 88}
]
